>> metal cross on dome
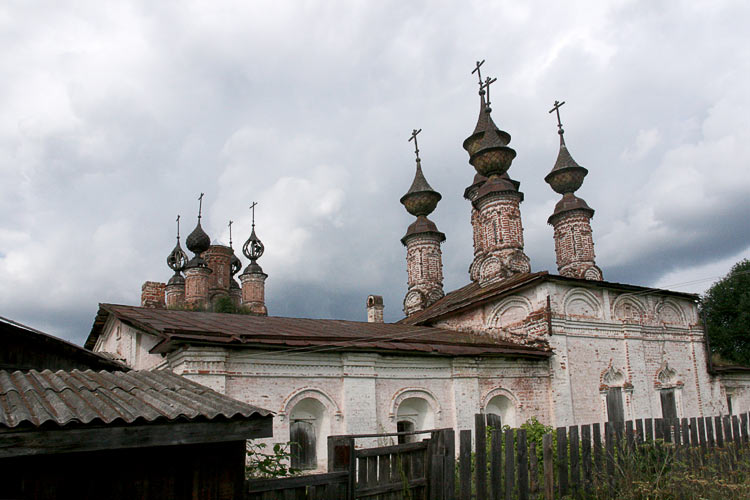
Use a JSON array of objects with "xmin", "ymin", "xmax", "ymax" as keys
[
  {"xmin": 249, "ymin": 201, "xmax": 258, "ymax": 228},
  {"xmin": 549, "ymin": 100, "xmax": 566, "ymax": 135},
  {"xmin": 408, "ymin": 128, "xmax": 422, "ymax": 163},
  {"xmin": 480, "ymin": 75, "xmax": 498, "ymax": 109},
  {"xmin": 228, "ymin": 220, "xmax": 234, "ymax": 247},
  {"xmin": 175, "ymin": 214, "xmax": 181, "ymax": 240},
  {"xmin": 197, "ymin": 192, "xmax": 205, "ymax": 219},
  {"xmin": 472, "ymin": 59, "xmax": 485, "ymax": 87}
]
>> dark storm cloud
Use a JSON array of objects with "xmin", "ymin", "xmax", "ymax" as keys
[{"xmin": 1, "ymin": 0, "xmax": 749, "ymax": 342}]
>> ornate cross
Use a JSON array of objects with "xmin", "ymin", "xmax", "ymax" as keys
[
  {"xmin": 408, "ymin": 128, "xmax": 422, "ymax": 162},
  {"xmin": 480, "ymin": 76, "xmax": 497, "ymax": 107},
  {"xmin": 249, "ymin": 201, "xmax": 258, "ymax": 227},
  {"xmin": 197, "ymin": 193, "xmax": 205, "ymax": 219},
  {"xmin": 472, "ymin": 59, "xmax": 485, "ymax": 87},
  {"xmin": 228, "ymin": 220, "xmax": 234, "ymax": 247},
  {"xmin": 176, "ymin": 215, "xmax": 181, "ymax": 239},
  {"xmin": 549, "ymin": 100, "xmax": 566, "ymax": 134}
]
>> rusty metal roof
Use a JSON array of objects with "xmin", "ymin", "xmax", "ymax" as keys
[
  {"xmin": 0, "ymin": 369, "xmax": 271, "ymax": 430},
  {"xmin": 85, "ymin": 304, "xmax": 550, "ymax": 359}
]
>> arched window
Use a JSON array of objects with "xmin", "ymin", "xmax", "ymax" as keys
[
  {"xmin": 485, "ymin": 395, "xmax": 517, "ymax": 429},
  {"xmin": 396, "ymin": 397, "xmax": 435, "ymax": 444},
  {"xmin": 289, "ymin": 398, "xmax": 329, "ymax": 470}
]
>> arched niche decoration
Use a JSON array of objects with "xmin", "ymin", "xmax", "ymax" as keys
[
  {"xmin": 562, "ymin": 288, "xmax": 602, "ymax": 319},
  {"xmin": 611, "ymin": 294, "xmax": 647, "ymax": 323},
  {"xmin": 280, "ymin": 387, "xmax": 343, "ymax": 422},
  {"xmin": 389, "ymin": 388, "xmax": 441, "ymax": 422},
  {"xmin": 656, "ymin": 299, "xmax": 686, "ymax": 326},
  {"xmin": 600, "ymin": 364, "xmax": 630, "ymax": 392},
  {"xmin": 654, "ymin": 361, "xmax": 682, "ymax": 388},
  {"xmin": 479, "ymin": 256, "xmax": 502, "ymax": 283},
  {"xmin": 487, "ymin": 296, "xmax": 532, "ymax": 329},
  {"xmin": 480, "ymin": 387, "xmax": 520, "ymax": 411}
]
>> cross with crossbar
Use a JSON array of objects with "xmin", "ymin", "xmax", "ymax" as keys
[{"xmin": 408, "ymin": 128, "xmax": 422, "ymax": 162}]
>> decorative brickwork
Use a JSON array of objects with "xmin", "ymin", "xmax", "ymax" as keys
[
  {"xmin": 184, "ymin": 267, "xmax": 211, "ymax": 307},
  {"xmin": 549, "ymin": 209, "xmax": 602, "ymax": 280},
  {"xmin": 165, "ymin": 282, "xmax": 185, "ymax": 308},
  {"xmin": 140, "ymin": 281, "xmax": 166, "ymax": 309},
  {"xmin": 366, "ymin": 295, "xmax": 384, "ymax": 323},
  {"xmin": 240, "ymin": 272, "xmax": 268, "ymax": 315},
  {"xmin": 203, "ymin": 245, "xmax": 233, "ymax": 299},
  {"xmin": 403, "ymin": 233, "xmax": 445, "ymax": 315}
]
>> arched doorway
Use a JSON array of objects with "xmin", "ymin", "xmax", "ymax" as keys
[
  {"xmin": 485, "ymin": 394, "xmax": 516, "ymax": 428},
  {"xmin": 396, "ymin": 397, "xmax": 435, "ymax": 444},
  {"xmin": 289, "ymin": 398, "xmax": 328, "ymax": 470}
]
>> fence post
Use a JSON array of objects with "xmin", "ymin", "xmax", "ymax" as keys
[
  {"xmin": 581, "ymin": 424, "xmax": 592, "ymax": 496},
  {"xmin": 605, "ymin": 423, "xmax": 615, "ymax": 497},
  {"xmin": 569, "ymin": 425, "xmax": 580, "ymax": 496},
  {"xmin": 543, "ymin": 433, "xmax": 553, "ymax": 500},
  {"xmin": 556, "ymin": 427, "xmax": 568, "ymax": 497},
  {"xmin": 517, "ymin": 429, "xmax": 529, "ymax": 500},
  {"xmin": 723, "ymin": 415, "xmax": 733, "ymax": 443},
  {"xmin": 741, "ymin": 413, "xmax": 749, "ymax": 444},
  {"xmin": 490, "ymin": 430, "xmax": 501, "ymax": 500},
  {"xmin": 459, "ymin": 430, "xmax": 471, "ymax": 500},
  {"xmin": 690, "ymin": 417, "xmax": 699, "ymax": 447},
  {"xmin": 715, "ymin": 415, "xmax": 724, "ymax": 448},
  {"xmin": 475, "ymin": 414, "xmax": 487, "ymax": 500},
  {"xmin": 635, "ymin": 419, "xmax": 644, "ymax": 445},
  {"xmin": 529, "ymin": 441, "xmax": 538, "ymax": 495},
  {"xmin": 347, "ymin": 438, "xmax": 356, "ymax": 500},
  {"xmin": 698, "ymin": 417, "xmax": 707, "ymax": 454},
  {"xmin": 504, "ymin": 429, "xmax": 514, "ymax": 500},
  {"xmin": 645, "ymin": 418, "xmax": 654, "ymax": 442},
  {"xmin": 705, "ymin": 416, "xmax": 715, "ymax": 447},
  {"xmin": 444, "ymin": 429, "xmax": 456, "ymax": 500},
  {"xmin": 681, "ymin": 418, "xmax": 690, "ymax": 446},
  {"xmin": 593, "ymin": 422, "xmax": 602, "ymax": 484}
]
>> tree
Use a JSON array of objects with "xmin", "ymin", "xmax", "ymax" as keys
[{"xmin": 701, "ymin": 259, "xmax": 750, "ymax": 366}]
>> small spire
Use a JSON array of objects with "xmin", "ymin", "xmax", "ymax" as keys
[
  {"xmin": 228, "ymin": 220, "xmax": 234, "ymax": 248},
  {"xmin": 228, "ymin": 220, "xmax": 242, "ymax": 280},
  {"xmin": 545, "ymin": 100, "xmax": 589, "ymax": 196},
  {"xmin": 401, "ymin": 129, "xmax": 442, "ymax": 217},
  {"xmin": 242, "ymin": 202, "xmax": 265, "ymax": 275},
  {"xmin": 198, "ymin": 192, "xmax": 204, "ymax": 219},
  {"xmin": 167, "ymin": 214, "xmax": 189, "ymax": 282}
]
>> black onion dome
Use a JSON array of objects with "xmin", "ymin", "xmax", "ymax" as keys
[
  {"xmin": 545, "ymin": 135, "xmax": 588, "ymax": 195},
  {"xmin": 400, "ymin": 215, "xmax": 446, "ymax": 246},
  {"xmin": 400, "ymin": 163, "xmax": 442, "ymax": 217},
  {"xmin": 186, "ymin": 221, "xmax": 211, "ymax": 255}
]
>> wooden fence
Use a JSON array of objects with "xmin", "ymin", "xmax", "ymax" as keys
[{"xmin": 246, "ymin": 412, "xmax": 750, "ymax": 499}]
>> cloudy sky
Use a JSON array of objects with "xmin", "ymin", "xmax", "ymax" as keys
[{"xmin": 2, "ymin": 0, "xmax": 750, "ymax": 345}]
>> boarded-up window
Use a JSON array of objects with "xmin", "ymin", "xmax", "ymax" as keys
[
  {"xmin": 290, "ymin": 420, "xmax": 316, "ymax": 470},
  {"xmin": 660, "ymin": 390, "xmax": 677, "ymax": 420},
  {"xmin": 397, "ymin": 420, "xmax": 415, "ymax": 444},
  {"xmin": 606, "ymin": 387, "xmax": 624, "ymax": 422}
]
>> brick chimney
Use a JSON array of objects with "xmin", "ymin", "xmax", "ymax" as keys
[
  {"xmin": 366, "ymin": 295, "xmax": 384, "ymax": 323},
  {"xmin": 141, "ymin": 281, "xmax": 166, "ymax": 309},
  {"xmin": 545, "ymin": 101, "xmax": 602, "ymax": 281}
]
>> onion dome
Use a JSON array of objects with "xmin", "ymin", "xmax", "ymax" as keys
[
  {"xmin": 166, "ymin": 216, "xmax": 189, "ymax": 285},
  {"xmin": 400, "ymin": 163, "xmax": 442, "ymax": 217},
  {"xmin": 241, "ymin": 225, "xmax": 266, "ymax": 277},
  {"xmin": 184, "ymin": 194, "xmax": 211, "ymax": 269},
  {"xmin": 462, "ymin": 78, "xmax": 516, "ymax": 178},
  {"xmin": 545, "ymin": 100, "xmax": 588, "ymax": 195}
]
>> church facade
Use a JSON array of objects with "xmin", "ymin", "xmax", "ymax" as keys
[{"xmin": 86, "ymin": 64, "xmax": 750, "ymax": 470}]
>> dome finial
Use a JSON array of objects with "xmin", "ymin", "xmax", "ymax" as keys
[
  {"xmin": 243, "ymin": 201, "xmax": 264, "ymax": 264},
  {"xmin": 472, "ymin": 60, "xmax": 485, "ymax": 91},
  {"xmin": 167, "ymin": 214, "xmax": 189, "ymax": 283},
  {"xmin": 480, "ymin": 75, "xmax": 498, "ymax": 113},
  {"xmin": 401, "ymin": 129, "xmax": 442, "ymax": 217},
  {"xmin": 409, "ymin": 128, "xmax": 422, "ymax": 166},
  {"xmin": 228, "ymin": 219, "xmax": 242, "ymax": 280},
  {"xmin": 549, "ymin": 100, "xmax": 566, "ymax": 144}
]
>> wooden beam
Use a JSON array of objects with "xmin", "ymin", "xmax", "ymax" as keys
[{"xmin": 0, "ymin": 416, "xmax": 273, "ymax": 458}]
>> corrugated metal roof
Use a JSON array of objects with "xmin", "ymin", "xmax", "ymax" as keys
[
  {"xmin": 0, "ymin": 369, "xmax": 272, "ymax": 430},
  {"xmin": 85, "ymin": 304, "xmax": 551, "ymax": 359}
]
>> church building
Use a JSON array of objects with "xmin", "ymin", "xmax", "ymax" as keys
[{"xmin": 85, "ymin": 63, "xmax": 750, "ymax": 471}]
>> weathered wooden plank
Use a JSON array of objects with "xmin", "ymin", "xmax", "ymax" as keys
[
  {"xmin": 715, "ymin": 415, "xmax": 724, "ymax": 448},
  {"xmin": 635, "ymin": 419, "xmax": 643, "ymax": 445},
  {"xmin": 741, "ymin": 413, "xmax": 749, "ymax": 444},
  {"xmin": 581, "ymin": 424, "xmax": 592, "ymax": 495},
  {"xmin": 732, "ymin": 415, "xmax": 741, "ymax": 446},
  {"xmin": 625, "ymin": 420, "xmax": 634, "ymax": 452},
  {"xmin": 504, "ymin": 429, "xmax": 514, "ymax": 500},
  {"xmin": 605, "ymin": 423, "xmax": 615, "ymax": 495},
  {"xmin": 698, "ymin": 417, "xmax": 707, "ymax": 453},
  {"xmin": 490, "ymin": 430, "xmax": 501, "ymax": 500},
  {"xmin": 705, "ymin": 416, "xmax": 715, "ymax": 447},
  {"xmin": 367, "ymin": 456, "xmax": 378, "ymax": 487},
  {"xmin": 543, "ymin": 433, "xmax": 553, "ymax": 500},
  {"xmin": 443, "ymin": 429, "xmax": 456, "ymax": 500},
  {"xmin": 347, "ymin": 438, "xmax": 356, "ymax": 500},
  {"xmin": 556, "ymin": 427, "xmax": 568, "ymax": 497},
  {"xmin": 517, "ymin": 429, "xmax": 529, "ymax": 500},
  {"xmin": 356, "ymin": 441, "xmax": 428, "ymax": 458},
  {"xmin": 654, "ymin": 418, "xmax": 664, "ymax": 441},
  {"xmin": 475, "ymin": 414, "xmax": 487, "ymax": 500},
  {"xmin": 592, "ymin": 423, "xmax": 602, "ymax": 479},
  {"xmin": 681, "ymin": 418, "xmax": 690, "ymax": 447},
  {"xmin": 569, "ymin": 425, "xmax": 579, "ymax": 496},
  {"xmin": 358, "ymin": 456, "xmax": 368, "ymax": 488},
  {"xmin": 645, "ymin": 418, "xmax": 654, "ymax": 442},
  {"xmin": 459, "ymin": 430, "xmax": 471, "ymax": 500},
  {"xmin": 663, "ymin": 419, "xmax": 673, "ymax": 444},
  {"xmin": 246, "ymin": 472, "xmax": 349, "ymax": 493},
  {"xmin": 529, "ymin": 441, "xmax": 538, "ymax": 495},
  {"xmin": 690, "ymin": 417, "xmax": 699, "ymax": 447},
  {"xmin": 723, "ymin": 415, "xmax": 733, "ymax": 443},
  {"xmin": 354, "ymin": 477, "xmax": 428, "ymax": 497}
]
